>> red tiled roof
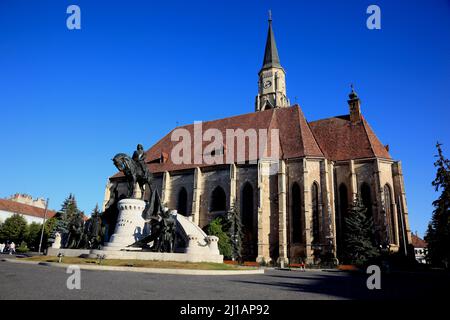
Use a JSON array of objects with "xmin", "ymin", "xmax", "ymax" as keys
[
  {"xmin": 112, "ymin": 105, "xmax": 323, "ymax": 176},
  {"xmin": 411, "ymin": 234, "xmax": 427, "ymax": 248},
  {"xmin": 111, "ymin": 107, "xmax": 391, "ymax": 179},
  {"xmin": 0, "ymin": 198, "xmax": 56, "ymax": 220},
  {"xmin": 309, "ymin": 115, "xmax": 391, "ymax": 161}
]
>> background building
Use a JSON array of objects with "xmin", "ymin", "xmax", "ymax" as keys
[
  {"xmin": 0, "ymin": 194, "xmax": 55, "ymax": 225},
  {"xmin": 411, "ymin": 233, "xmax": 427, "ymax": 264}
]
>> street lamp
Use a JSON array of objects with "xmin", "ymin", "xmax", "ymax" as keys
[{"xmin": 38, "ymin": 198, "xmax": 49, "ymax": 254}]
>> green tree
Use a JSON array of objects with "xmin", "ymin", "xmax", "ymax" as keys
[
  {"xmin": 0, "ymin": 214, "xmax": 27, "ymax": 244},
  {"xmin": 205, "ymin": 217, "xmax": 232, "ymax": 259},
  {"xmin": 44, "ymin": 217, "xmax": 57, "ymax": 243},
  {"xmin": 344, "ymin": 194, "xmax": 379, "ymax": 266},
  {"xmin": 51, "ymin": 194, "xmax": 82, "ymax": 245},
  {"xmin": 25, "ymin": 222, "xmax": 42, "ymax": 251},
  {"xmin": 425, "ymin": 142, "xmax": 450, "ymax": 268},
  {"xmin": 227, "ymin": 203, "xmax": 243, "ymax": 262}
]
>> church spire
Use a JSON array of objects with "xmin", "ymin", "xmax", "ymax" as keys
[
  {"xmin": 261, "ymin": 10, "xmax": 281, "ymax": 70},
  {"xmin": 255, "ymin": 11, "xmax": 290, "ymax": 112},
  {"xmin": 348, "ymin": 84, "xmax": 362, "ymax": 123}
]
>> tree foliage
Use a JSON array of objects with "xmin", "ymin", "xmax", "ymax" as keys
[
  {"xmin": 226, "ymin": 203, "xmax": 244, "ymax": 262},
  {"xmin": 51, "ymin": 194, "xmax": 83, "ymax": 246},
  {"xmin": 204, "ymin": 217, "xmax": 232, "ymax": 259},
  {"xmin": 25, "ymin": 222, "xmax": 42, "ymax": 251},
  {"xmin": 0, "ymin": 214, "xmax": 27, "ymax": 244},
  {"xmin": 344, "ymin": 194, "xmax": 379, "ymax": 266},
  {"xmin": 425, "ymin": 142, "xmax": 450, "ymax": 268}
]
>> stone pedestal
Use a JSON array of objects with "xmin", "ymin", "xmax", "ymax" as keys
[
  {"xmin": 51, "ymin": 232, "xmax": 62, "ymax": 249},
  {"xmin": 103, "ymin": 199, "xmax": 146, "ymax": 251}
]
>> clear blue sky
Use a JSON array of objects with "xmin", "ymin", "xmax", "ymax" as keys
[{"xmin": 0, "ymin": 0, "xmax": 449, "ymax": 237}]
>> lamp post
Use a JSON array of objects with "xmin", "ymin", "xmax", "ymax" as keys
[{"xmin": 38, "ymin": 198, "xmax": 49, "ymax": 254}]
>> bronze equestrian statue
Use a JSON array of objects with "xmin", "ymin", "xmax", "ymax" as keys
[{"xmin": 112, "ymin": 144, "xmax": 154, "ymax": 199}]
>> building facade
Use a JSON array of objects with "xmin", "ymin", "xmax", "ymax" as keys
[
  {"xmin": 103, "ymin": 18, "xmax": 412, "ymax": 264},
  {"xmin": 0, "ymin": 194, "xmax": 55, "ymax": 225}
]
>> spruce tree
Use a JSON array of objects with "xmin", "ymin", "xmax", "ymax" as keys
[
  {"xmin": 227, "ymin": 203, "xmax": 244, "ymax": 262},
  {"xmin": 344, "ymin": 194, "xmax": 379, "ymax": 266},
  {"xmin": 51, "ymin": 194, "xmax": 82, "ymax": 246},
  {"xmin": 425, "ymin": 143, "xmax": 450, "ymax": 268}
]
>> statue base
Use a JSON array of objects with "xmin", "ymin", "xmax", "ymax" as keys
[
  {"xmin": 47, "ymin": 200, "xmax": 224, "ymax": 263},
  {"xmin": 102, "ymin": 198, "xmax": 147, "ymax": 251}
]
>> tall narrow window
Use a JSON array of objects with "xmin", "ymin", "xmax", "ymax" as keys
[
  {"xmin": 210, "ymin": 186, "xmax": 226, "ymax": 212},
  {"xmin": 177, "ymin": 187, "xmax": 188, "ymax": 216},
  {"xmin": 384, "ymin": 184, "xmax": 396, "ymax": 244},
  {"xmin": 337, "ymin": 183, "xmax": 348, "ymax": 259},
  {"xmin": 360, "ymin": 183, "xmax": 373, "ymax": 219},
  {"xmin": 311, "ymin": 182, "xmax": 320, "ymax": 244},
  {"xmin": 241, "ymin": 183, "xmax": 257, "ymax": 260},
  {"xmin": 292, "ymin": 183, "xmax": 302, "ymax": 243}
]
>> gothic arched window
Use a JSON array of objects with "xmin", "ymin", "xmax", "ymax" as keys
[
  {"xmin": 177, "ymin": 187, "xmax": 188, "ymax": 216},
  {"xmin": 292, "ymin": 182, "xmax": 302, "ymax": 243},
  {"xmin": 384, "ymin": 184, "xmax": 396, "ymax": 244},
  {"xmin": 337, "ymin": 183, "xmax": 349, "ymax": 259},
  {"xmin": 360, "ymin": 182, "xmax": 373, "ymax": 219},
  {"xmin": 210, "ymin": 186, "xmax": 226, "ymax": 212},
  {"xmin": 311, "ymin": 182, "xmax": 320, "ymax": 244}
]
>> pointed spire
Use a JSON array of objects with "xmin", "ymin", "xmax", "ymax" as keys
[{"xmin": 261, "ymin": 10, "xmax": 281, "ymax": 70}]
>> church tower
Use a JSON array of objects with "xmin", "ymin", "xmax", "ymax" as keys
[
  {"xmin": 255, "ymin": 12, "xmax": 290, "ymax": 112},
  {"xmin": 348, "ymin": 85, "xmax": 362, "ymax": 123}
]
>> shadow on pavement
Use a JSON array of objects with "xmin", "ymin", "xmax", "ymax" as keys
[{"xmin": 233, "ymin": 270, "xmax": 450, "ymax": 300}]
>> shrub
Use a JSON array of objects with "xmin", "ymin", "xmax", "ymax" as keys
[
  {"xmin": 205, "ymin": 217, "xmax": 232, "ymax": 259},
  {"xmin": 16, "ymin": 241, "xmax": 29, "ymax": 253}
]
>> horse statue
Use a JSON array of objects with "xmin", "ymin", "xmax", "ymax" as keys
[{"xmin": 112, "ymin": 153, "xmax": 153, "ymax": 199}]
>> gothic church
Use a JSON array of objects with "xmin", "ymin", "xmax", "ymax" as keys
[{"xmin": 103, "ymin": 17, "xmax": 412, "ymax": 264}]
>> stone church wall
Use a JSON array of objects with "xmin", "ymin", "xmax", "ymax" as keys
[
  {"xmin": 168, "ymin": 172, "xmax": 194, "ymax": 215},
  {"xmin": 198, "ymin": 168, "xmax": 231, "ymax": 228}
]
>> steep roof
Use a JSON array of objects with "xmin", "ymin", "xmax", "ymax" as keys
[
  {"xmin": 0, "ymin": 198, "xmax": 56, "ymax": 220},
  {"xmin": 112, "ymin": 105, "xmax": 323, "ymax": 177},
  {"xmin": 309, "ymin": 115, "xmax": 391, "ymax": 161},
  {"xmin": 110, "ymin": 106, "xmax": 392, "ymax": 179},
  {"xmin": 261, "ymin": 19, "xmax": 281, "ymax": 70}
]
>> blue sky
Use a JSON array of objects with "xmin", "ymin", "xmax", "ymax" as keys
[{"xmin": 0, "ymin": 0, "xmax": 449, "ymax": 237}]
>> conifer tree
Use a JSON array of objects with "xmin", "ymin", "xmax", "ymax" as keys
[
  {"xmin": 51, "ymin": 194, "xmax": 82, "ymax": 244},
  {"xmin": 344, "ymin": 194, "xmax": 379, "ymax": 266},
  {"xmin": 227, "ymin": 203, "xmax": 244, "ymax": 262},
  {"xmin": 425, "ymin": 143, "xmax": 450, "ymax": 268}
]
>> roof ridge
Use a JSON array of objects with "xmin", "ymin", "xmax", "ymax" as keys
[
  {"xmin": 309, "ymin": 114, "xmax": 350, "ymax": 124},
  {"xmin": 294, "ymin": 106, "xmax": 306, "ymax": 156},
  {"xmin": 360, "ymin": 116, "xmax": 377, "ymax": 158},
  {"xmin": 271, "ymin": 108, "xmax": 284, "ymax": 158},
  {"xmin": 295, "ymin": 106, "xmax": 323, "ymax": 157},
  {"xmin": 306, "ymin": 117, "xmax": 327, "ymax": 158}
]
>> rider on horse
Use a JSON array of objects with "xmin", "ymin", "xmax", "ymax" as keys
[{"xmin": 132, "ymin": 144, "xmax": 147, "ymax": 176}]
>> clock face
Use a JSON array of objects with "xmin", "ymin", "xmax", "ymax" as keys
[{"xmin": 263, "ymin": 80, "xmax": 272, "ymax": 89}]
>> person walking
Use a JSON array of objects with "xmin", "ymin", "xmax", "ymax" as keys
[
  {"xmin": 0, "ymin": 242, "xmax": 4, "ymax": 253},
  {"xmin": 9, "ymin": 241, "xmax": 16, "ymax": 255}
]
